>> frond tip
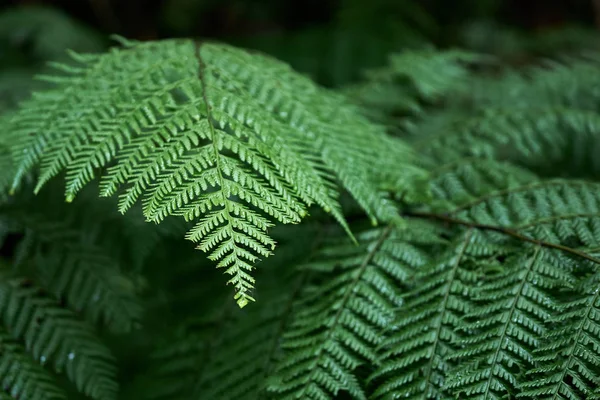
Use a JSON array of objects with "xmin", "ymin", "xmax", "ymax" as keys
[{"xmin": 5, "ymin": 39, "xmax": 414, "ymax": 306}]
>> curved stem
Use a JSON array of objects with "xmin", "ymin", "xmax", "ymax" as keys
[{"xmin": 404, "ymin": 210, "xmax": 600, "ymax": 265}]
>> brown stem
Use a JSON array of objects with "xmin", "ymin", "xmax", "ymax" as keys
[{"xmin": 404, "ymin": 210, "xmax": 600, "ymax": 265}]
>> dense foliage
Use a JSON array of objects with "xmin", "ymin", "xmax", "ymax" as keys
[{"xmin": 2, "ymin": 2, "xmax": 600, "ymax": 399}]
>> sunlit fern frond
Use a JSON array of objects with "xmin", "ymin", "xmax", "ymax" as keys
[
  {"xmin": 4, "ymin": 37, "xmax": 416, "ymax": 307},
  {"xmin": 0, "ymin": 270, "xmax": 118, "ymax": 400}
]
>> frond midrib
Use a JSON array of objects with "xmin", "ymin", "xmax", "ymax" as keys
[
  {"xmin": 550, "ymin": 290, "xmax": 599, "ymax": 399},
  {"xmin": 482, "ymin": 246, "xmax": 541, "ymax": 399},
  {"xmin": 421, "ymin": 229, "xmax": 473, "ymax": 395},
  {"xmin": 294, "ymin": 225, "xmax": 393, "ymax": 399},
  {"xmin": 196, "ymin": 44, "xmax": 255, "ymax": 307}
]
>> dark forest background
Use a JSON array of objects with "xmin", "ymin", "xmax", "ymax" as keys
[{"xmin": 1, "ymin": 0, "xmax": 599, "ymax": 90}]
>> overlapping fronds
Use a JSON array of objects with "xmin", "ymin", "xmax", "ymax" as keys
[
  {"xmin": 267, "ymin": 225, "xmax": 438, "ymax": 399},
  {"xmin": 4, "ymin": 37, "xmax": 415, "ymax": 307},
  {"xmin": 0, "ymin": 188, "xmax": 143, "ymax": 334},
  {"xmin": 414, "ymin": 56, "xmax": 600, "ymax": 176},
  {"xmin": 344, "ymin": 48, "xmax": 485, "ymax": 129},
  {"xmin": 369, "ymin": 230, "xmax": 481, "ymax": 399},
  {"xmin": 0, "ymin": 270, "xmax": 118, "ymax": 400},
  {"xmin": 4, "ymin": 18, "xmax": 600, "ymax": 400},
  {"xmin": 370, "ymin": 154, "xmax": 600, "ymax": 399},
  {"xmin": 519, "ymin": 272, "xmax": 600, "ymax": 400},
  {"xmin": 444, "ymin": 247, "xmax": 571, "ymax": 398}
]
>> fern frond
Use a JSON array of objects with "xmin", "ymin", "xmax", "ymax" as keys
[
  {"xmin": 5, "ymin": 38, "xmax": 414, "ymax": 306},
  {"xmin": 267, "ymin": 225, "xmax": 435, "ymax": 399},
  {"xmin": 387, "ymin": 156, "xmax": 600, "ymax": 398},
  {"xmin": 369, "ymin": 230, "xmax": 482, "ymax": 399},
  {"xmin": 0, "ymin": 272, "xmax": 118, "ymax": 400},
  {"xmin": 519, "ymin": 273, "xmax": 600, "ymax": 400},
  {"xmin": 0, "ymin": 328, "xmax": 65, "ymax": 400},
  {"xmin": 444, "ymin": 247, "xmax": 570, "ymax": 398},
  {"xmin": 2, "ymin": 194, "xmax": 142, "ymax": 334},
  {"xmin": 345, "ymin": 48, "xmax": 485, "ymax": 129},
  {"xmin": 439, "ymin": 178, "xmax": 600, "ymax": 248},
  {"xmin": 427, "ymin": 158, "xmax": 538, "ymax": 210},
  {"xmin": 414, "ymin": 56, "xmax": 600, "ymax": 176}
]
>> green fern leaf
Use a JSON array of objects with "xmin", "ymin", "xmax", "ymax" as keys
[
  {"xmin": 427, "ymin": 159, "xmax": 538, "ymax": 210},
  {"xmin": 0, "ymin": 273, "xmax": 118, "ymax": 400},
  {"xmin": 441, "ymin": 179, "xmax": 600, "ymax": 248},
  {"xmin": 267, "ymin": 225, "xmax": 433, "ymax": 399},
  {"xmin": 5, "ymin": 38, "xmax": 413, "ymax": 306},
  {"xmin": 370, "ymin": 230, "xmax": 483, "ymax": 399},
  {"xmin": 444, "ymin": 247, "xmax": 572, "ymax": 398},
  {"xmin": 380, "ymin": 157, "xmax": 600, "ymax": 398},
  {"xmin": 519, "ymin": 273, "xmax": 600, "ymax": 400}
]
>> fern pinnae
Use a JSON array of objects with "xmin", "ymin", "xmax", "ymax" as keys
[
  {"xmin": 444, "ymin": 246, "xmax": 568, "ymax": 398},
  {"xmin": 268, "ymin": 224, "xmax": 430, "ymax": 399},
  {"xmin": 207, "ymin": 42, "xmax": 406, "ymax": 225},
  {"xmin": 0, "ymin": 274, "xmax": 118, "ymax": 400},
  {"xmin": 519, "ymin": 274, "xmax": 600, "ymax": 399},
  {"xmin": 3, "ymin": 200, "xmax": 143, "ymax": 334},
  {"xmin": 192, "ymin": 47, "xmax": 276, "ymax": 306},
  {"xmin": 370, "ymin": 230, "xmax": 478, "ymax": 399},
  {"xmin": 195, "ymin": 44, "xmax": 351, "ymax": 231}
]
